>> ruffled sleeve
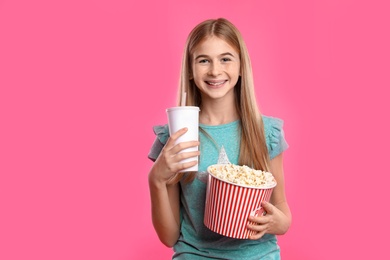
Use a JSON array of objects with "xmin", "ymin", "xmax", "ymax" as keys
[
  {"xmin": 147, "ymin": 124, "xmax": 170, "ymax": 162},
  {"xmin": 263, "ymin": 116, "xmax": 289, "ymax": 160}
]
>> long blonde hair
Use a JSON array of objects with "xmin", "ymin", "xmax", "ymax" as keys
[{"xmin": 171, "ymin": 18, "xmax": 270, "ymax": 184}]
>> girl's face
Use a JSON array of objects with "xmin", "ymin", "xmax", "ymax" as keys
[{"xmin": 191, "ymin": 36, "xmax": 240, "ymax": 102}]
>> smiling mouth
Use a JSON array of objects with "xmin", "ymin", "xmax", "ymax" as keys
[{"xmin": 205, "ymin": 80, "xmax": 227, "ymax": 86}]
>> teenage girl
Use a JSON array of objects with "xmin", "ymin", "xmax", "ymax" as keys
[{"xmin": 148, "ymin": 18, "xmax": 291, "ymax": 259}]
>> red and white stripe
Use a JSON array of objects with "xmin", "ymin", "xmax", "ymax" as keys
[{"xmin": 204, "ymin": 174, "xmax": 274, "ymax": 239}]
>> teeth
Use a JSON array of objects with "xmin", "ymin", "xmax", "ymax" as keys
[{"xmin": 207, "ymin": 81, "xmax": 225, "ymax": 86}]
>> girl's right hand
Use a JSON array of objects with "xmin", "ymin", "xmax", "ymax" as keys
[{"xmin": 150, "ymin": 127, "xmax": 200, "ymax": 185}]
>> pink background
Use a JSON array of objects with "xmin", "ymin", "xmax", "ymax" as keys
[{"xmin": 1, "ymin": 0, "xmax": 389, "ymax": 259}]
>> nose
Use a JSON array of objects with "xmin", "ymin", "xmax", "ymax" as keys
[{"xmin": 208, "ymin": 62, "xmax": 222, "ymax": 76}]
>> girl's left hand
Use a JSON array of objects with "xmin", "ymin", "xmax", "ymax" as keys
[{"xmin": 247, "ymin": 201, "xmax": 290, "ymax": 240}]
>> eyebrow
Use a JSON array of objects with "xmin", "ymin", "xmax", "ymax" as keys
[{"xmin": 194, "ymin": 52, "xmax": 236, "ymax": 60}]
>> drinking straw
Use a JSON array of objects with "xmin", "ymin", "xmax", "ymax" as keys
[{"xmin": 181, "ymin": 91, "xmax": 187, "ymax": 106}]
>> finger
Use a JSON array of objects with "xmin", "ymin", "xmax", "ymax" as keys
[
  {"xmin": 177, "ymin": 159, "xmax": 199, "ymax": 171},
  {"xmin": 171, "ymin": 127, "xmax": 188, "ymax": 140},
  {"xmin": 171, "ymin": 142, "xmax": 200, "ymax": 156},
  {"xmin": 163, "ymin": 157, "xmax": 199, "ymax": 177},
  {"xmin": 166, "ymin": 127, "xmax": 188, "ymax": 147},
  {"xmin": 248, "ymin": 230, "xmax": 267, "ymax": 240},
  {"xmin": 261, "ymin": 201, "xmax": 274, "ymax": 214},
  {"xmin": 248, "ymin": 215, "xmax": 271, "ymax": 225},
  {"xmin": 247, "ymin": 219, "xmax": 268, "ymax": 230},
  {"xmin": 175, "ymin": 150, "xmax": 201, "ymax": 162},
  {"xmin": 247, "ymin": 221, "xmax": 268, "ymax": 240}
]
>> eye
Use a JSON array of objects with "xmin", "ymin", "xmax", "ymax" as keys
[
  {"xmin": 221, "ymin": 57, "xmax": 232, "ymax": 62},
  {"xmin": 199, "ymin": 59, "xmax": 209, "ymax": 63}
]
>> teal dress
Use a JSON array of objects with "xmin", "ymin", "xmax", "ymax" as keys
[{"xmin": 148, "ymin": 116, "xmax": 288, "ymax": 260}]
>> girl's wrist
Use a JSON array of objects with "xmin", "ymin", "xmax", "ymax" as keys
[{"xmin": 148, "ymin": 170, "xmax": 169, "ymax": 189}]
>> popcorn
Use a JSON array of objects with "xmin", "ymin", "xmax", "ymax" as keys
[{"xmin": 208, "ymin": 164, "xmax": 276, "ymax": 188}]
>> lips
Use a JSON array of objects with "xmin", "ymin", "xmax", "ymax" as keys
[{"xmin": 205, "ymin": 80, "xmax": 227, "ymax": 87}]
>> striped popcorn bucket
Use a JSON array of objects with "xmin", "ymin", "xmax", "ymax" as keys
[{"xmin": 204, "ymin": 165, "xmax": 276, "ymax": 239}]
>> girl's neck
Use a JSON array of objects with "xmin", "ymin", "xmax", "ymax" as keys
[{"xmin": 199, "ymin": 98, "xmax": 239, "ymax": 126}]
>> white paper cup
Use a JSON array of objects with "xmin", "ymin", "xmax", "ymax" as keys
[
  {"xmin": 204, "ymin": 164, "xmax": 276, "ymax": 239},
  {"xmin": 166, "ymin": 106, "xmax": 200, "ymax": 172}
]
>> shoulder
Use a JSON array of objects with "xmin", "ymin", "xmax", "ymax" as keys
[
  {"xmin": 147, "ymin": 124, "xmax": 169, "ymax": 162},
  {"xmin": 262, "ymin": 115, "xmax": 289, "ymax": 160},
  {"xmin": 152, "ymin": 124, "xmax": 170, "ymax": 144},
  {"xmin": 262, "ymin": 115, "xmax": 284, "ymax": 132}
]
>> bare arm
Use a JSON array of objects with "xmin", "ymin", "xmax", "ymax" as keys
[
  {"xmin": 148, "ymin": 127, "xmax": 200, "ymax": 247},
  {"xmin": 268, "ymin": 153, "xmax": 292, "ymax": 233},
  {"xmin": 247, "ymin": 153, "xmax": 292, "ymax": 239},
  {"xmin": 148, "ymin": 172, "xmax": 180, "ymax": 247}
]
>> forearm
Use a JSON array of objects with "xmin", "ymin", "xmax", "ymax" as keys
[
  {"xmin": 149, "ymin": 173, "xmax": 180, "ymax": 247},
  {"xmin": 273, "ymin": 201, "xmax": 292, "ymax": 235},
  {"xmin": 269, "ymin": 154, "xmax": 291, "ymax": 235}
]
